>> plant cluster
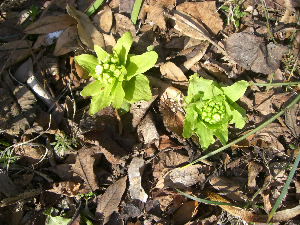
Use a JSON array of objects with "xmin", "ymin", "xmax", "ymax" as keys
[
  {"xmin": 183, "ymin": 74, "xmax": 249, "ymax": 149},
  {"xmin": 74, "ymin": 31, "xmax": 158, "ymax": 115},
  {"xmin": 51, "ymin": 131, "xmax": 78, "ymax": 156}
]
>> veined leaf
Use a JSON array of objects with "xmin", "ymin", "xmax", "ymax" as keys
[
  {"xmin": 124, "ymin": 74, "xmax": 152, "ymax": 104},
  {"xmin": 94, "ymin": 45, "xmax": 109, "ymax": 61},
  {"xmin": 74, "ymin": 54, "xmax": 98, "ymax": 74},
  {"xmin": 81, "ymin": 80, "xmax": 106, "ymax": 96},
  {"xmin": 112, "ymin": 81, "xmax": 125, "ymax": 109},
  {"xmin": 114, "ymin": 31, "xmax": 133, "ymax": 65},
  {"xmin": 221, "ymin": 80, "xmax": 249, "ymax": 102},
  {"xmin": 89, "ymin": 83, "xmax": 114, "ymax": 115},
  {"xmin": 126, "ymin": 51, "xmax": 158, "ymax": 80}
]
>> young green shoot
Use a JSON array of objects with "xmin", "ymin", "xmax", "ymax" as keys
[
  {"xmin": 183, "ymin": 74, "xmax": 248, "ymax": 149},
  {"xmin": 74, "ymin": 31, "xmax": 158, "ymax": 115}
]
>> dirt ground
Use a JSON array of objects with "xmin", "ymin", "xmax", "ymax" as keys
[{"xmin": 0, "ymin": 0, "xmax": 300, "ymax": 224}]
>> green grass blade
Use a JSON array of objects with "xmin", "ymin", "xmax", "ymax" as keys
[
  {"xmin": 267, "ymin": 147, "xmax": 300, "ymax": 222},
  {"xmin": 131, "ymin": 0, "xmax": 143, "ymax": 25},
  {"xmin": 176, "ymin": 189, "xmax": 234, "ymax": 206},
  {"xmin": 85, "ymin": 0, "xmax": 105, "ymax": 16},
  {"xmin": 183, "ymin": 92, "xmax": 300, "ymax": 167},
  {"xmin": 250, "ymin": 81, "xmax": 300, "ymax": 87}
]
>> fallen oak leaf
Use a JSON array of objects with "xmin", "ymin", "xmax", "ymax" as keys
[
  {"xmin": 24, "ymin": 14, "xmax": 76, "ymax": 34},
  {"xmin": 95, "ymin": 176, "xmax": 127, "ymax": 224},
  {"xmin": 66, "ymin": 4, "xmax": 105, "ymax": 50}
]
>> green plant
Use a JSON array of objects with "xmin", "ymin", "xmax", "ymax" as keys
[
  {"xmin": 51, "ymin": 131, "xmax": 78, "ymax": 155},
  {"xmin": 0, "ymin": 140, "xmax": 17, "ymax": 168},
  {"xmin": 74, "ymin": 31, "xmax": 158, "ymax": 115},
  {"xmin": 27, "ymin": 5, "xmax": 42, "ymax": 22},
  {"xmin": 221, "ymin": 4, "xmax": 248, "ymax": 29},
  {"xmin": 183, "ymin": 74, "xmax": 248, "ymax": 149}
]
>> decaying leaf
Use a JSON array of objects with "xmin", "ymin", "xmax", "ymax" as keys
[
  {"xmin": 93, "ymin": 6, "xmax": 113, "ymax": 33},
  {"xmin": 71, "ymin": 146, "xmax": 101, "ymax": 192},
  {"xmin": 66, "ymin": 4, "xmax": 105, "ymax": 49},
  {"xmin": 176, "ymin": 1, "xmax": 223, "ymax": 35},
  {"xmin": 155, "ymin": 164, "xmax": 205, "ymax": 189},
  {"xmin": 225, "ymin": 32, "xmax": 288, "ymax": 74},
  {"xmin": 53, "ymin": 25, "xmax": 79, "ymax": 56},
  {"xmin": 114, "ymin": 13, "xmax": 136, "ymax": 37},
  {"xmin": 205, "ymin": 191, "xmax": 300, "ymax": 223},
  {"xmin": 173, "ymin": 200, "xmax": 199, "ymax": 225},
  {"xmin": 24, "ymin": 14, "xmax": 76, "ymax": 34},
  {"xmin": 128, "ymin": 157, "xmax": 148, "ymax": 202},
  {"xmin": 47, "ymin": 181, "xmax": 81, "ymax": 197},
  {"xmin": 145, "ymin": 0, "xmax": 176, "ymax": 30},
  {"xmin": 285, "ymin": 101, "xmax": 300, "ymax": 137},
  {"xmin": 137, "ymin": 112, "xmax": 159, "ymax": 146},
  {"xmin": 95, "ymin": 176, "xmax": 127, "ymax": 224},
  {"xmin": 160, "ymin": 62, "xmax": 188, "ymax": 82},
  {"xmin": 130, "ymin": 92, "xmax": 158, "ymax": 128}
]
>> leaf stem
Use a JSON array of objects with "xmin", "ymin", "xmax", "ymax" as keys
[{"xmin": 184, "ymin": 92, "xmax": 300, "ymax": 167}]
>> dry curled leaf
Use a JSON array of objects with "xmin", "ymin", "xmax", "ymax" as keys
[
  {"xmin": 95, "ymin": 176, "xmax": 127, "ymax": 224},
  {"xmin": 128, "ymin": 157, "xmax": 148, "ymax": 202},
  {"xmin": 225, "ymin": 33, "xmax": 288, "ymax": 74},
  {"xmin": 66, "ymin": 4, "xmax": 105, "ymax": 49},
  {"xmin": 24, "ymin": 14, "xmax": 76, "ymax": 34},
  {"xmin": 176, "ymin": 1, "xmax": 223, "ymax": 35}
]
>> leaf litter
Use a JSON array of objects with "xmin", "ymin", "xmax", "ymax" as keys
[{"xmin": 0, "ymin": 0, "xmax": 300, "ymax": 224}]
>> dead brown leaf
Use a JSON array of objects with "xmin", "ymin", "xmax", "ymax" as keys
[
  {"xmin": 53, "ymin": 25, "xmax": 79, "ymax": 56},
  {"xmin": 137, "ymin": 112, "xmax": 159, "ymax": 146},
  {"xmin": 155, "ymin": 164, "xmax": 205, "ymax": 189},
  {"xmin": 95, "ymin": 176, "xmax": 127, "ymax": 224},
  {"xmin": 47, "ymin": 181, "xmax": 81, "ymax": 197},
  {"xmin": 176, "ymin": 1, "xmax": 223, "ymax": 35},
  {"xmin": 93, "ymin": 5, "xmax": 113, "ymax": 33},
  {"xmin": 225, "ymin": 32, "xmax": 288, "ymax": 74},
  {"xmin": 24, "ymin": 14, "xmax": 76, "ymax": 34},
  {"xmin": 128, "ymin": 157, "xmax": 147, "ymax": 202},
  {"xmin": 71, "ymin": 146, "xmax": 101, "ymax": 192},
  {"xmin": 114, "ymin": 13, "xmax": 136, "ymax": 37},
  {"xmin": 173, "ymin": 200, "xmax": 199, "ymax": 225},
  {"xmin": 66, "ymin": 4, "xmax": 105, "ymax": 49},
  {"xmin": 160, "ymin": 62, "xmax": 188, "ymax": 82}
]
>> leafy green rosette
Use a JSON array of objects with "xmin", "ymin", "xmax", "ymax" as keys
[
  {"xmin": 183, "ymin": 74, "xmax": 249, "ymax": 149},
  {"xmin": 74, "ymin": 32, "xmax": 158, "ymax": 115}
]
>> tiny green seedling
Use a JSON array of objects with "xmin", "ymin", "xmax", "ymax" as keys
[
  {"xmin": 51, "ymin": 131, "xmax": 78, "ymax": 156},
  {"xmin": 221, "ymin": 4, "xmax": 248, "ymax": 29},
  {"xmin": 27, "ymin": 5, "xmax": 42, "ymax": 22},
  {"xmin": 183, "ymin": 74, "xmax": 248, "ymax": 149},
  {"xmin": 74, "ymin": 31, "xmax": 158, "ymax": 115}
]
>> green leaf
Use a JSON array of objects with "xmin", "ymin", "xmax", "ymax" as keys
[
  {"xmin": 124, "ymin": 74, "xmax": 152, "ymax": 104},
  {"xmin": 80, "ymin": 80, "xmax": 107, "ymax": 96},
  {"xmin": 112, "ymin": 81, "xmax": 125, "ymax": 109},
  {"xmin": 213, "ymin": 123, "xmax": 228, "ymax": 145},
  {"xmin": 185, "ymin": 74, "xmax": 213, "ymax": 103},
  {"xmin": 131, "ymin": 0, "xmax": 143, "ymax": 24},
  {"xmin": 195, "ymin": 121, "xmax": 214, "ymax": 149},
  {"xmin": 114, "ymin": 31, "xmax": 133, "ymax": 65},
  {"xmin": 126, "ymin": 51, "xmax": 158, "ymax": 80},
  {"xmin": 221, "ymin": 80, "xmax": 248, "ymax": 102},
  {"xmin": 118, "ymin": 101, "xmax": 131, "ymax": 116},
  {"xmin": 182, "ymin": 106, "xmax": 198, "ymax": 138},
  {"xmin": 229, "ymin": 102, "xmax": 246, "ymax": 128},
  {"xmin": 89, "ymin": 83, "xmax": 114, "ymax": 115},
  {"xmin": 74, "ymin": 54, "xmax": 98, "ymax": 74},
  {"xmin": 85, "ymin": 0, "xmax": 105, "ymax": 16},
  {"xmin": 94, "ymin": 44, "xmax": 109, "ymax": 61}
]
